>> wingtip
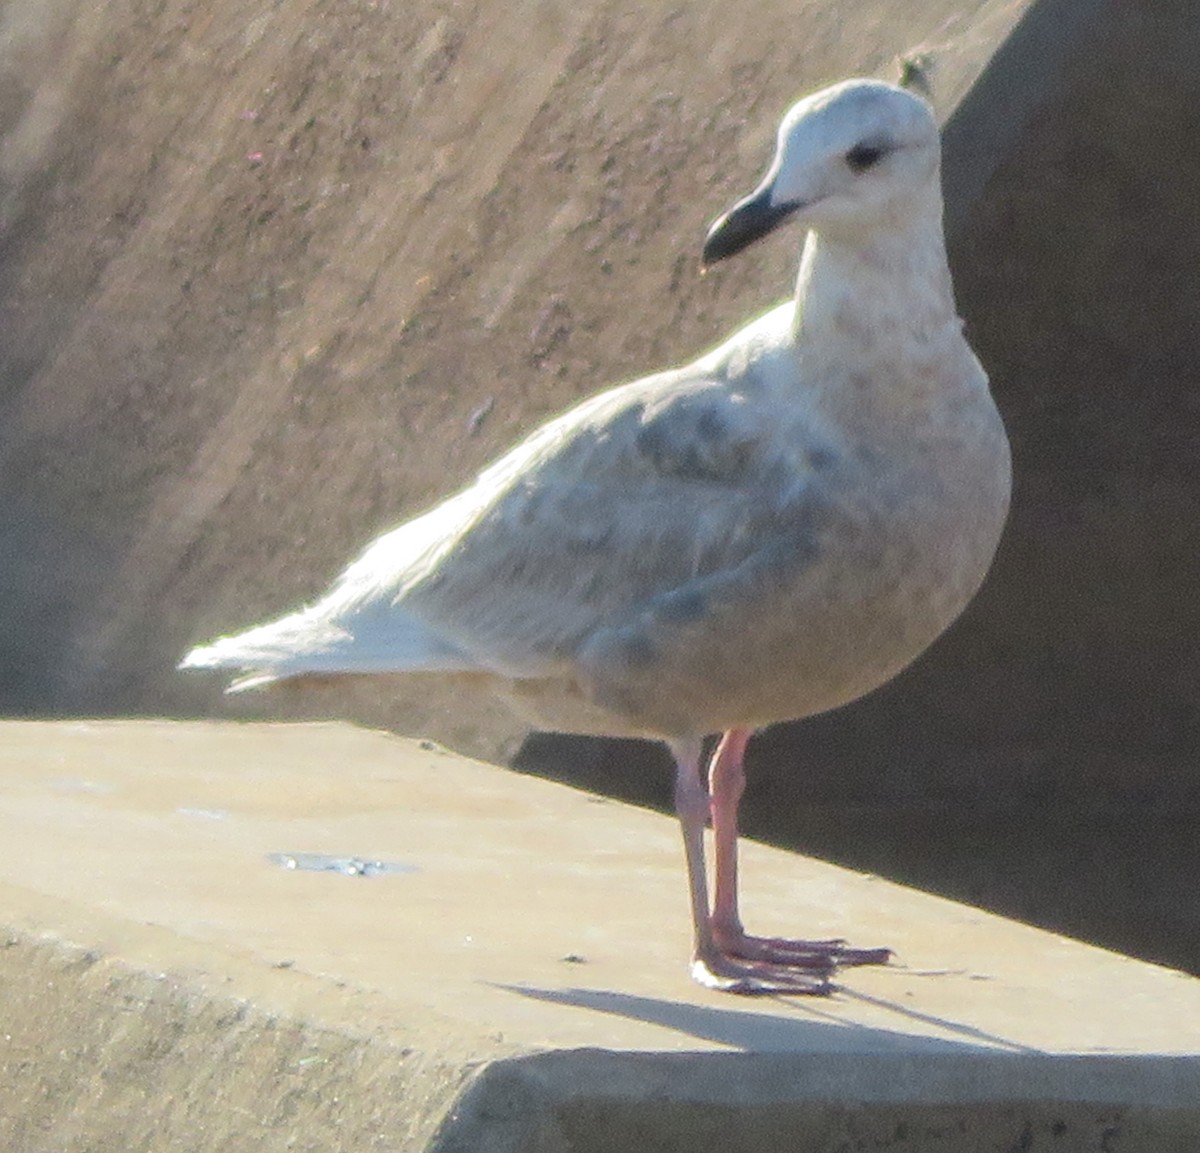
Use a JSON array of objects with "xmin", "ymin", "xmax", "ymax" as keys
[
  {"xmin": 176, "ymin": 650, "xmax": 207, "ymax": 672},
  {"xmin": 178, "ymin": 643, "xmax": 223, "ymax": 672}
]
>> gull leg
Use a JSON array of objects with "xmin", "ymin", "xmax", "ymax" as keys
[
  {"xmin": 707, "ymin": 729, "xmax": 892, "ymax": 971},
  {"xmin": 671, "ymin": 739, "xmax": 717, "ymax": 971},
  {"xmin": 708, "ymin": 728, "xmax": 753, "ymax": 947},
  {"xmin": 669, "ymin": 740, "xmax": 830, "ymax": 994}
]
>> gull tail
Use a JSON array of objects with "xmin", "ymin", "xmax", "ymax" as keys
[{"xmin": 179, "ymin": 601, "xmax": 481, "ymax": 692}]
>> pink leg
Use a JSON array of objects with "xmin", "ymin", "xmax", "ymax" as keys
[
  {"xmin": 670, "ymin": 740, "xmax": 833, "ymax": 994},
  {"xmin": 670, "ymin": 739, "xmax": 719, "ymax": 973},
  {"xmin": 707, "ymin": 728, "xmax": 891, "ymax": 972},
  {"xmin": 708, "ymin": 728, "xmax": 753, "ymax": 947}
]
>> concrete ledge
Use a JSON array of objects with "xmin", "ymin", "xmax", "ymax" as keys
[
  {"xmin": 442, "ymin": 1051, "xmax": 1200, "ymax": 1153},
  {"xmin": 0, "ymin": 933, "xmax": 470, "ymax": 1152},
  {"xmin": 0, "ymin": 720, "xmax": 1196, "ymax": 1151}
]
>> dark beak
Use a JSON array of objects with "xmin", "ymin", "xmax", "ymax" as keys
[{"xmin": 701, "ymin": 184, "xmax": 802, "ymax": 267}]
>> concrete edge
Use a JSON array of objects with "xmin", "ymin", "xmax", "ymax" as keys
[
  {"xmin": 0, "ymin": 928, "xmax": 476, "ymax": 1153},
  {"xmin": 433, "ymin": 1048, "xmax": 1200, "ymax": 1153}
]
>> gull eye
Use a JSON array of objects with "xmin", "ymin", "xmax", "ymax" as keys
[{"xmin": 845, "ymin": 143, "xmax": 885, "ymax": 172}]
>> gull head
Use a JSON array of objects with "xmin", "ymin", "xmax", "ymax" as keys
[{"xmin": 703, "ymin": 79, "xmax": 941, "ymax": 265}]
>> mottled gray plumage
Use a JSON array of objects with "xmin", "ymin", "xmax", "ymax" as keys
[{"xmin": 183, "ymin": 79, "xmax": 1011, "ymax": 992}]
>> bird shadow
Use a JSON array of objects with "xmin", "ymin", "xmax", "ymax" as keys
[{"xmin": 490, "ymin": 980, "xmax": 1040, "ymax": 1055}]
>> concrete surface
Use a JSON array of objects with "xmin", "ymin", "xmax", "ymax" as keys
[{"xmin": 0, "ymin": 720, "xmax": 1196, "ymax": 1151}]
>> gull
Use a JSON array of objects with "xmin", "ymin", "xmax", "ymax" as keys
[{"xmin": 182, "ymin": 79, "xmax": 1011, "ymax": 994}]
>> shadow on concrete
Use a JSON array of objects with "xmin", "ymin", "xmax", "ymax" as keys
[{"xmin": 492, "ymin": 982, "xmax": 1036, "ymax": 1055}]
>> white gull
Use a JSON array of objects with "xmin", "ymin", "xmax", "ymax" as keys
[{"xmin": 182, "ymin": 78, "xmax": 1011, "ymax": 994}]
